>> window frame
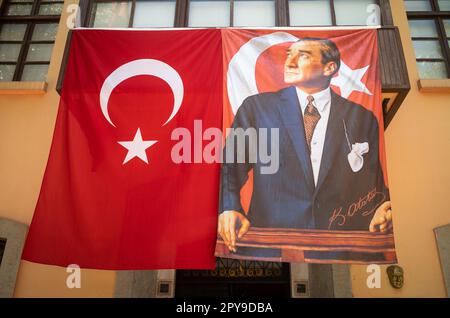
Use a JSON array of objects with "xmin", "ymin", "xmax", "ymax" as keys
[
  {"xmin": 406, "ymin": 0, "xmax": 450, "ymax": 78},
  {"xmin": 0, "ymin": 0, "xmax": 62, "ymax": 81}
]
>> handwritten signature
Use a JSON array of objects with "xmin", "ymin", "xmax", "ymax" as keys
[{"xmin": 328, "ymin": 188, "xmax": 386, "ymax": 229}]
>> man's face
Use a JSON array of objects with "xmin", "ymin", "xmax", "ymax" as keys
[{"xmin": 284, "ymin": 41, "xmax": 332, "ymax": 87}]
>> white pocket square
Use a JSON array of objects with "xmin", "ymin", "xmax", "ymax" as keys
[{"xmin": 347, "ymin": 142, "xmax": 369, "ymax": 172}]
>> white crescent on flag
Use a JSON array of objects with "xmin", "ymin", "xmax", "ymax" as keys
[{"xmin": 99, "ymin": 59, "xmax": 184, "ymax": 127}]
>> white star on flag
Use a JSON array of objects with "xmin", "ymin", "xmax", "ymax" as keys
[
  {"xmin": 118, "ymin": 128, "xmax": 157, "ymax": 164},
  {"xmin": 331, "ymin": 60, "xmax": 372, "ymax": 99}
]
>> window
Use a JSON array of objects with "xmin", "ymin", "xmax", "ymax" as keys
[
  {"xmin": 188, "ymin": 0, "xmax": 230, "ymax": 27},
  {"xmin": 89, "ymin": 0, "xmax": 177, "ymax": 27},
  {"xmin": 289, "ymin": 0, "xmax": 333, "ymax": 26},
  {"xmin": 334, "ymin": 0, "xmax": 379, "ymax": 25},
  {"xmin": 289, "ymin": 0, "xmax": 379, "ymax": 26},
  {"xmin": 134, "ymin": 1, "xmax": 176, "ymax": 27},
  {"xmin": 87, "ymin": 0, "xmax": 382, "ymax": 28},
  {"xmin": 0, "ymin": 0, "xmax": 62, "ymax": 82},
  {"xmin": 405, "ymin": 0, "xmax": 450, "ymax": 78},
  {"xmin": 188, "ymin": 0, "xmax": 276, "ymax": 27}
]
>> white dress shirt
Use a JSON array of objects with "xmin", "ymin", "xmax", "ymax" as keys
[{"xmin": 296, "ymin": 87, "xmax": 332, "ymax": 187}]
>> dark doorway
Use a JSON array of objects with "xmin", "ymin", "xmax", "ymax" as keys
[{"xmin": 175, "ymin": 258, "xmax": 291, "ymax": 297}]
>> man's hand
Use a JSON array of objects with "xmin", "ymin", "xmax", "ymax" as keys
[
  {"xmin": 218, "ymin": 210, "xmax": 250, "ymax": 252},
  {"xmin": 369, "ymin": 201, "xmax": 393, "ymax": 233}
]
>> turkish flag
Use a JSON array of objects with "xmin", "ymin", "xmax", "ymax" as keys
[{"xmin": 22, "ymin": 29, "xmax": 223, "ymax": 269}]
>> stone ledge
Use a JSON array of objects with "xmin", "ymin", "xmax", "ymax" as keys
[
  {"xmin": 434, "ymin": 224, "xmax": 450, "ymax": 297},
  {"xmin": 0, "ymin": 82, "xmax": 47, "ymax": 94},
  {"xmin": 418, "ymin": 79, "xmax": 450, "ymax": 93},
  {"xmin": 0, "ymin": 217, "xmax": 29, "ymax": 298}
]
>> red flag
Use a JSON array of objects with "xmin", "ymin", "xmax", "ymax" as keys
[{"xmin": 22, "ymin": 29, "xmax": 223, "ymax": 269}]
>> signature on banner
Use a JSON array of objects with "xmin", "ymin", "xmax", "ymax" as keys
[{"xmin": 328, "ymin": 188, "xmax": 386, "ymax": 229}]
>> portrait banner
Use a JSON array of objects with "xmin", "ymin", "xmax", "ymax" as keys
[{"xmin": 216, "ymin": 29, "xmax": 396, "ymax": 264}]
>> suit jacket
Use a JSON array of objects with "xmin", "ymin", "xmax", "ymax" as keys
[{"xmin": 221, "ymin": 86, "xmax": 389, "ymax": 231}]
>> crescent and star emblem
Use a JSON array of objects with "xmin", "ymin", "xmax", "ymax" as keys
[{"xmin": 99, "ymin": 59, "xmax": 184, "ymax": 164}]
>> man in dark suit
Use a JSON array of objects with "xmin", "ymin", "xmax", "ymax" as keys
[{"xmin": 218, "ymin": 37, "xmax": 392, "ymax": 254}]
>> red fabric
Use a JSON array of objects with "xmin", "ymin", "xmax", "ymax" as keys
[{"xmin": 22, "ymin": 29, "xmax": 223, "ymax": 269}]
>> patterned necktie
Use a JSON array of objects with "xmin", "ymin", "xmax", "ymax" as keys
[{"xmin": 303, "ymin": 95, "xmax": 321, "ymax": 151}]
